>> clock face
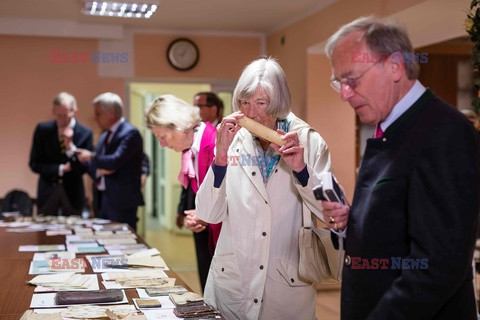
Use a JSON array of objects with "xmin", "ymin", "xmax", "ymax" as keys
[{"xmin": 167, "ymin": 38, "xmax": 199, "ymax": 71}]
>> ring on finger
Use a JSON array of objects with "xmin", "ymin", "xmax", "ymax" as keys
[{"xmin": 329, "ymin": 216, "xmax": 335, "ymax": 224}]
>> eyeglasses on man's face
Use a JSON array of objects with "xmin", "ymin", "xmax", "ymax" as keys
[{"xmin": 330, "ymin": 62, "xmax": 380, "ymax": 93}]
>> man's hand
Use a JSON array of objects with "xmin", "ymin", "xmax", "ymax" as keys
[
  {"xmin": 184, "ymin": 209, "xmax": 207, "ymax": 233},
  {"xmin": 76, "ymin": 149, "xmax": 94, "ymax": 163},
  {"xmin": 321, "ymin": 201, "xmax": 350, "ymax": 231},
  {"xmin": 61, "ymin": 127, "xmax": 74, "ymax": 149},
  {"xmin": 63, "ymin": 161, "xmax": 72, "ymax": 173},
  {"xmin": 176, "ymin": 213, "xmax": 185, "ymax": 229},
  {"xmin": 98, "ymin": 169, "xmax": 115, "ymax": 175}
]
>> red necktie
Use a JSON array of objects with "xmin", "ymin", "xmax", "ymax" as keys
[{"xmin": 374, "ymin": 124, "xmax": 384, "ymax": 138}]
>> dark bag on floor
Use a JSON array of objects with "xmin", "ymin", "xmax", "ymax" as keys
[{"xmin": 1, "ymin": 189, "xmax": 32, "ymax": 216}]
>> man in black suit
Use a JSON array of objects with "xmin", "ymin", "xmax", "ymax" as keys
[
  {"xmin": 77, "ymin": 92, "xmax": 144, "ymax": 230},
  {"xmin": 322, "ymin": 17, "xmax": 480, "ymax": 319},
  {"xmin": 29, "ymin": 92, "xmax": 93, "ymax": 216}
]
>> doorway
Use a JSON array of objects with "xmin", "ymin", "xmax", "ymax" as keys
[{"xmin": 128, "ymin": 82, "xmax": 233, "ymax": 236}]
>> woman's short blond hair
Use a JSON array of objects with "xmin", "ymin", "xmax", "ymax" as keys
[{"xmin": 146, "ymin": 94, "xmax": 201, "ymax": 131}]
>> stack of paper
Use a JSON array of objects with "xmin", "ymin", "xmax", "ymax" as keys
[
  {"xmin": 65, "ymin": 235, "xmax": 105, "ymax": 253},
  {"xmin": 29, "ymin": 272, "xmax": 99, "ymax": 292},
  {"xmin": 105, "ymin": 243, "xmax": 148, "ymax": 255},
  {"xmin": 126, "ymin": 249, "xmax": 167, "ymax": 269}
]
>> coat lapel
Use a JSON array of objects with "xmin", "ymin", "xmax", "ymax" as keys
[
  {"xmin": 105, "ymin": 121, "xmax": 125, "ymax": 153},
  {"xmin": 236, "ymin": 129, "xmax": 269, "ymax": 202}
]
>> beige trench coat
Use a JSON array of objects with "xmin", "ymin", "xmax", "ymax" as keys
[{"xmin": 196, "ymin": 113, "xmax": 332, "ymax": 320}]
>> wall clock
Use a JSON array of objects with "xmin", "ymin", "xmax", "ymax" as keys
[{"xmin": 167, "ymin": 38, "xmax": 199, "ymax": 71}]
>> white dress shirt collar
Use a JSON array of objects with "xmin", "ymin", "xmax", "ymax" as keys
[{"xmin": 380, "ymin": 80, "xmax": 426, "ymax": 132}]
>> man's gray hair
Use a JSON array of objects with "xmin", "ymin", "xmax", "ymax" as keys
[
  {"xmin": 93, "ymin": 92, "xmax": 124, "ymax": 117},
  {"xmin": 53, "ymin": 92, "xmax": 77, "ymax": 111},
  {"xmin": 325, "ymin": 16, "xmax": 419, "ymax": 80},
  {"xmin": 232, "ymin": 57, "xmax": 291, "ymax": 119}
]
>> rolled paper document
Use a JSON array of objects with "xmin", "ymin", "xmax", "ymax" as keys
[{"xmin": 237, "ymin": 116, "xmax": 285, "ymax": 146}]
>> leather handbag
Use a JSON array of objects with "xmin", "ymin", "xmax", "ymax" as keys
[{"xmin": 298, "ymin": 203, "xmax": 344, "ymax": 284}]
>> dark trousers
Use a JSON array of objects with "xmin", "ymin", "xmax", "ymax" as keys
[
  {"xmin": 95, "ymin": 190, "xmax": 138, "ymax": 231},
  {"xmin": 193, "ymin": 227, "xmax": 212, "ymax": 293},
  {"xmin": 38, "ymin": 184, "xmax": 79, "ymax": 216}
]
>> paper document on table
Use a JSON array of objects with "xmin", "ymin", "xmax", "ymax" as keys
[
  {"xmin": 105, "ymin": 243, "xmax": 147, "ymax": 252},
  {"xmin": 29, "ymin": 272, "xmax": 75, "ymax": 285},
  {"xmin": 34, "ymin": 274, "xmax": 99, "ymax": 292},
  {"xmin": 120, "ymin": 277, "xmax": 174, "ymax": 287},
  {"xmin": 20, "ymin": 245, "xmax": 65, "ymax": 252},
  {"xmin": 33, "ymin": 251, "xmax": 75, "ymax": 261},
  {"xmin": 128, "ymin": 248, "xmax": 160, "ymax": 257},
  {"xmin": 136, "ymin": 291, "xmax": 176, "ymax": 309},
  {"xmin": 46, "ymin": 230, "xmax": 72, "ymax": 236},
  {"xmin": 142, "ymin": 309, "xmax": 181, "ymax": 320},
  {"xmin": 98, "ymin": 238, "xmax": 137, "ymax": 245},
  {"xmin": 127, "ymin": 255, "xmax": 168, "ymax": 269},
  {"xmin": 29, "ymin": 260, "xmax": 86, "ymax": 275},
  {"xmin": 102, "ymin": 269, "xmax": 168, "ymax": 281}
]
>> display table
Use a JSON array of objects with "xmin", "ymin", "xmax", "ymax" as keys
[{"xmin": 0, "ymin": 224, "xmax": 190, "ymax": 319}]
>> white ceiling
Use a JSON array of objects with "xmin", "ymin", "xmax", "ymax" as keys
[{"xmin": 0, "ymin": 0, "xmax": 336, "ymax": 34}]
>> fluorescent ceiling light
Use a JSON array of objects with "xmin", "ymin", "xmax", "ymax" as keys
[{"xmin": 81, "ymin": 1, "xmax": 160, "ymax": 19}]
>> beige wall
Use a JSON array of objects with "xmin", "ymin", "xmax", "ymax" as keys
[
  {"xmin": 0, "ymin": 35, "xmax": 124, "ymax": 198},
  {"xmin": 135, "ymin": 34, "xmax": 261, "ymax": 79},
  {"xmin": 307, "ymin": 54, "xmax": 357, "ymax": 200},
  {"xmin": 0, "ymin": 33, "xmax": 261, "ymax": 199}
]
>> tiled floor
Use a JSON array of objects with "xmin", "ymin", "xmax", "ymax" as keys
[{"xmin": 144, "ymin": 218, "xmax": 340, "ymax": 320}]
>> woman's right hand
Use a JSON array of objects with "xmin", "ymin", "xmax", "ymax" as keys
[{"xmin": 214, "ymin": 112, "xmax": 244, "ymax": 166}]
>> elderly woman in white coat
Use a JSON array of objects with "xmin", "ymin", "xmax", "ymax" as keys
[{"xmin": 196, "ymin": 57, "xmax": 344, "ymax": 319}]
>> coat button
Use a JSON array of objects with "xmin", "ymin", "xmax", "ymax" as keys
[
  {"xmin": 221, "ymin": 268, "xmax": 224, "ymax": 272},
  {"xmin": 259, "ymin": 265, "xmax": 264, "ymax": 270},
  {"xmin": 254, "ymin": 299, "xmax": 258, "ymax": 303},
  {"xmin": 291, "ymin": 278, "xmax": 295, "ymax": 283},
  {"xmin": 275, "ymin": 169, "xmax": 278, "ymax": 173},
  {"xmin": 344, "ymin": 255, "xmax": 351, "ymax": 266},
  {"xmin": 262, "ymin": 232, "xmax": 266, "ymax": 236},
  {"xmin": 252, "ymin": 171, "xmax": 256, "ymax": 176}
]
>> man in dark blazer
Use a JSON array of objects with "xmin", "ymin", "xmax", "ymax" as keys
[
  {"xmin": 76, "ymin": 92, "xmax": 144, "ymax": 230},
  {"xmin": 322, "ymin": 17, "xmax": 480, "ymax": 319},
  {"xmin": 29, "ymin": 92, "xmax": 93, "ymax": 216}
]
